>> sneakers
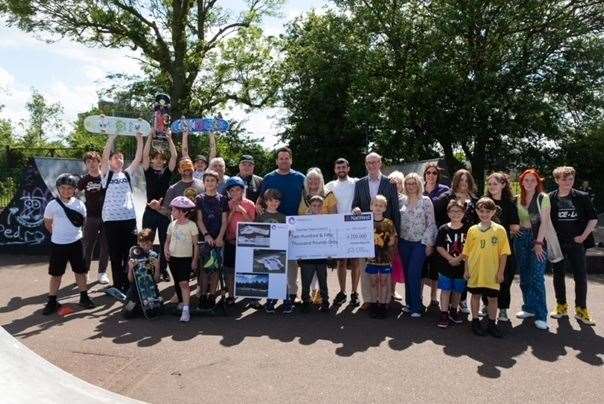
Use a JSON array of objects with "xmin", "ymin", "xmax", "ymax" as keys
[
  {"xmin": 319, "ymin": 301, "xmax": 330, "ymax": 313},
  {"xmin": 471, "ymin": 318, "xmax": 485, "ymax": 336},
  {"xmin": 349, "ymin": 292, "xmax": 360, "ymax": 307},
  {"xmin": 410, "ymin": 312, "xmax": 421, "ymax": 318},
  {"xmin": 486, "ymin": 320, "xmax": 503, "ymax": 338},
  {"xmin": 401, "ymin": 305, "xmax": 411, "ymax": 313},
  {"xmin": 448, "ymin": 308, "xmax": 463, "ymax": 324},
  {"xmin": 97, "ymin": 272, "xmax": 110, "ymax": 284},
  {"xmin": 265, "ymin": 300, "xmax": 276, "ymax": 313},
  {"xmin": 179, "ymin": 307, "xmax": 190, "ymax": 322},
  {"xmin": 437, "ymin": 311, "xmax": 449, "ymax": 328},
  {"xmin": 282, "ymin": 299, "xmax": 294, "ymax": 314},
  {"xmin": 42, "ymin": 300, "xmax": 60, "ymax": 315},
  {"xmin": 459, "ymin": 301, "xmax": 470, "ymax": 314},
  {"xmin": 534, "ymin": 320, "xmax": 549, "ymax": 330},
  {"xmin": 575, "ymin": 307, "xmax": 596, "ymax": 326},
  {"xmin": 478, "ymin": 306, "xmax": 488, "ymax": 318},
  {"xmin": 79, "ymin": 295, "xmax": 96, "ymax": 309},
  {"xmin": 550, "ymin": 303, "xmax": 569, "ymax": 319},
  {"xmin": 515, "ymin": 311, "xmax": 535, "ymax": 319},
  {"xmin": 333, "ymin": 291, "xmax": 347, "ymax": 306},
  {"xmin": 497, "ymin": 309, "xmax": 510, "ymax": 322}
]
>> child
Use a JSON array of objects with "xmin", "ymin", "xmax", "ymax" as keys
[
  {"xmin": 224, "ymin": 177, "xmax": 256, "ymax": 304},
  {"xmin": 42, "ymin": 174, "xmax": 95, "ymax": 315},
  {"xmin": 165, "ymin": 196, "xmax": 199, "ymax": 322},
  {"xmin": 299, "ymin": 195, "xmax": 330, "ymax": 313},
  {"xmin": 462, "ymin": 197, "xmax": 511, "ymax": 337},
  {"xmin": 123, "ymin": 229, "xmax": 161, "ymax": 318},
  {"xmin": 195, "ymin": 170, "xmax": 229, "ymax": 311},
  {"xmin": 256, "ymin": 189, "xmax": 286, "ymax": 313},
  {"xmin": 366, "ymin": 195, "xmax": 397, "ymax": 319},
  {"xmin": 435, "ymin": 200, "xmax": 469, "ymax": 328}
]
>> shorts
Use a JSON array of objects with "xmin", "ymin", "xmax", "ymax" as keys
[
  {"xmin": 422, "ymin": 255, "xmax": 439, "ymax": 280},
  {"xmin": 198, "ymin": 242, "xmax": 223, "ymax": 274},
  {"xmin": 222, "ymin": 241, "xmax": 235, "ymax": 275},
  {"xmin": 365, "ymin": 264, "xmax": 392, "ymax": 275},
  {"xmin": 467, "ymin": 287, "xmax": 499, "ymax": 298},
  {"xmin": 169, "ymin": 256, "xmax": 192, "ymax": 283},
  {"xmin": 48, "ymin": 240, "xmax": 86, "ymax": 276},
  {"xmin": 437, "ymin": 275, "xmax": 466, "ymax": 294}
]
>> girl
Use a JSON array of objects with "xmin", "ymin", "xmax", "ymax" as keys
[
  {"xmin": 514, "ymin": 169, "xmax": 551, "ymax": 330},
  {"xmin": 463, "ymin": 198, "xmax": 511, "ymax": 337},
  {"xmin": 165, "ymin": 196, "xmax": 199, "ymax": 322}
]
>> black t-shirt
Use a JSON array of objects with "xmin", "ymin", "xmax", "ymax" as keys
[
  {"xmin": 78, "ymin": 174, "xmax": 104, "ymax": 218},
  {"xmin": 144, "ymin": 167, "xmax": 173, "ymax": 203},
  {"xmin": 435, "ymin": 223, "xmax": 468, "ymax": 279},
  {"xmin": 555, "ymin": 195, "xmax": 582, "ymax": 243},
  {"xmin": 493, "ymin": 197, "xmax": 520, "ymax": 233}
]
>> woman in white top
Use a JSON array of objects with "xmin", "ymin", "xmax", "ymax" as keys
[
  {"xmin": 398, "ymin": 173, "xmax": 437, "ymax": 317},
  {"xmin": 101, "ymin": 133, "xmax": 143, "ymax": 292}
]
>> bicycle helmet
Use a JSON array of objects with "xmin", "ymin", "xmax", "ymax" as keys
[
  {"xmin": 170, "ymin": 195, "xmax": 196, "ymax": 209},
  {"xmin": 55, "ymin": 173, "xmax": 78, "ymax": 189},
  {"xmin": 224, "ymin": 176, "xmax": 245, "ymax": 191}
]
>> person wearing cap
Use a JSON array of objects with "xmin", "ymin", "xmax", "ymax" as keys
[
  {"xmin": 192, "ymin": 155, "xmax": 208, "ymax": 180},
  {"xmin": 181, "ymin": 126, "xmax": 216, "ymax": 179},
  {"xmin": 224, "ymin": 176, "xmax": 257, "ymax": 304},
  {"xmin": 236, "ymin": 154, "xmax": 263, "ymax": 203}
]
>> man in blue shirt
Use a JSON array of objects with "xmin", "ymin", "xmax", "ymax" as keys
[{"xmin": 257, "ymin": 146, "xmax": 305, "ymax": 312}]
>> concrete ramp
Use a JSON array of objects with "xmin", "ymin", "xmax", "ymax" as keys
[{"xmin": 0, "ymin": 327, "xmax": 145, "ymax": 403}]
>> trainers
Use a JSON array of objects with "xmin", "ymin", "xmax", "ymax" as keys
[
  {"xmin": 265, "ymin": 300, "xmax": 276, "ymax": 313},
  {"xmin": 534, "ymin": 319, "xmax": 549, "ymax": 330},
  {"xmin": 97, "ymin": 272, "xmax": 110, "ymax": 284},
  {"xmin": 333, "ymin": 291, "xmax": 347, "ymax": 306},
  {"xmin": 42, "ymin": 301, "xmax": 60, "ymax": 315},
  {"xmin": 410, "ymin": 312, "xmax": 421, "ymax": 318},
  {"xmin": 179, "ymin": 308, "xmax": 190, "ymax": 322},
  {"xmin": 283, "ymin": 299, "xmax": 294, "ymax": 314},
  {"xmin": 498, "ymin": 309, "xmax": 510, "ymax": 322},
  {"xmin": 79, "ymin": 295, "xmax": 95, "ymax": 309},
  {"xmin": 575, "ymin": 307, "xmax": 596, "ymax": 326},
  {"xmin": 550, "ymin": 303, "xmax": 569, "ymax": 319},
  {"xmin": 516, "ymin": 310, "xmax": 535, "ymax": 319},
  {"xmin": 487, "ymin": 321, "xmax": 503, "ymax": 338},
  {"xmin": 448, "ymin": 308, "xmax": 463, "ymax": 324},
  {"xmin": 459, "ymin": 301, "xmax": 470, "ymax": 314},
  {"xmin": 349, "ymin": 292, "xmax": 360, "ymax": 307},
  {"xmin": 437, "ymin": 311, "xmax": 449, "ymax": 328},
  {"xmin": 478, "ymin": 306, "xmax": 488, "ymax": 318},
  {"xmin": 319, "ymin": 301, "xmax": 330, "ymax": 313},
  {"xmin": 401, "ymin": 305, "xmax": 411, "ymax": 313},
  {"xmin": 471, "ymin": 318, "xmax": 485, "ymax": 336}
]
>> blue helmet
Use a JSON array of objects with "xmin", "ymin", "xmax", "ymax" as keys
[{"xmin": 224, "ymin": 176, "xmax": 245, "ymax": 191}]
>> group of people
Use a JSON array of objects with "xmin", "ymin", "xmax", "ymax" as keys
[{"xmin": 41, "ymin": 129, "xmax": 598, "ymax": 337}]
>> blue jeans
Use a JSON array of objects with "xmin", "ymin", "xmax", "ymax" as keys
[
  {"xmin": 514, "ymin": 230, "xmax": 548, "ymax": 321},
  {"xmin": 399, "ymin": 239, "xmax": 427, "ymax": 314}
]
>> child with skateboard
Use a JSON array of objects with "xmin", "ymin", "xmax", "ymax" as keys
[
  {"xmin": 299, "ymin": 195, "xmax": 330, "ymax": 313},
  {"xmin": 165, "ymin": 196, "xmax": 199, "ymax": 322},
  {"xmin": 195, "ymin": 170, "xmax": 229, "ymax": 311},
  {"xmin": 366, "ymin": 195, "xmax": 397, "ymax": 319},
  {"xmin": 256, "ymin": 189, "xmax": 286, "ymax": 312},
  {"xmin": 462, "ymin": 197, "xmax": 511, "ymax": 337},
  {"xmin": 123, "ymin": 229, "xmax": 161, "ymax": 319},
  {"xmin": 435, "ymin": 200, "xmax": 469, "ymax": 328},
  {"xmin": 42, "ymin": 174, "xmax": 95, "ymax": 315}
]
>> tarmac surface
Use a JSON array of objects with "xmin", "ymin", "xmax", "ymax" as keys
[{"xmin": 1, "ymin": 255, "xmax": 603, "ymax": 403}]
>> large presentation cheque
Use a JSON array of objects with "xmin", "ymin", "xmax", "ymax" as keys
[{"xmin": 287, "ymin": 213, "xmax": 375, "ymax": 260}]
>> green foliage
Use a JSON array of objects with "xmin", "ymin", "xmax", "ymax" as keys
[{"xmin": 18, "ymin": 90, "xmax": 63, "ymax": 147}]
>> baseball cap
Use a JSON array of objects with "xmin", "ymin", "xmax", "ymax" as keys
[
  {"xmin": 240, "ymin": 154, "xmax": 254, "ymax": 164},
  {"xmin": 194, "ymin": 155, "xmax": 208, "ymax": 164}
]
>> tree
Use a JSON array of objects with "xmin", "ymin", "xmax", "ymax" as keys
[
  {"xmin": 0, "ymin": 0, "xmax": 284, "ymax": 116},
  {"xmin": 19, "ymin": 90, "xmax": 64, "ymax": 147}
]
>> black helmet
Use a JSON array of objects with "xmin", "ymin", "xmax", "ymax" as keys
[{"xmin": 55, "ymin": 173, "xmax": 78, "ymax": 189}]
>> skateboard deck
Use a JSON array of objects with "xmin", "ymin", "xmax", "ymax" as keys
[
  {"xmin": 84, "ymin": 115, "xmax": 151, "ymax": 136},
  {"xmin": 170, "ymin": 118, "xmax": 230, "ymax": 134},
  {"xmin": 130, "ymin": 246, "xmax": 163, "ymax": 319},
  {"xmin": 104, "ymin": 287, "xmax": 127, "ymax": 302}
]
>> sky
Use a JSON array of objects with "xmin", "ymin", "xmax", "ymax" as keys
[{"xmin": 0, "ymin": 0, "xmax": 330, "ymax": 147}]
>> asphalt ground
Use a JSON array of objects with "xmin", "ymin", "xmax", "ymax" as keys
[{"xmin": 1, "ymin": 255, "xmax": 603, "ymax": 403}]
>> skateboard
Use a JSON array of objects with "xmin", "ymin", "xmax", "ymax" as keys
[
  {"xmin": 130, "ymin": 246, "xmax": 163, "ymax": 319},
  {"xmin": 84, "ymin": 115, "xmax": 151, "ymax": 136},
  {"xmin": 170, "ymin": 117, "xmax": 230, "ymax": 134},
  {"xmin": 153, "ymin": 93, "xmax": 171, "ymax": 151},
  {"xmin": 104, "ymin": 287, "xmax": 127, "ymax": 302}
]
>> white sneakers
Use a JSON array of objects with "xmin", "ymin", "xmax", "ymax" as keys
[
  {"xmin": 180, "ymin": 306, "xmax": 190, "ymax": 322},
  {"xmin": 97, "ymin": 272, "xmax": 110, "ymax": 285},
  {"xmin": 515, "ymin": 311, "xmax": 535, "ymax": 319},
  {"xmin": 534, "ymin": 320, "xmax": 549, "ymax": 330}
]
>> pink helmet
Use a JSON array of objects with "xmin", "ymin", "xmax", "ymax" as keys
[{"xmin": 170, "ymin": 196, "xmax": 196, "ymax": 209}]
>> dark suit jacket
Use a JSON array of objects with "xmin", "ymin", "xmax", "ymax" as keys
[{"xmin": 352, "ymin": 174, "xmax": 401, "ymax": 234}]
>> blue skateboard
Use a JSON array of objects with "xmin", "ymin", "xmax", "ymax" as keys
[
  {"xmin": 170, "ymin": 117, "xmax": 230, "ymax": 134},
  {"xmin": 130, "ymin": 246, "xmax": 163, "ymax": 319}
]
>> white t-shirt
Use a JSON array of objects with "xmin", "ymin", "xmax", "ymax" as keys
[
  {"xmin": 326, "ymin": 177, "xmax": 357, "ymax": 214},
  {"xmin": 167, "ymin": 220, "xmax": 199, "ymax": 257},
  {"xmin": 43, "ymin": 198, "xmax": 86, "ymax": 244},
  {"xmin": 102, "ymin": 167, "xmax": 137, "ymax": 222}
]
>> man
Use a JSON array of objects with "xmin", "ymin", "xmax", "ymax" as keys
[
  {"xmin": 549, "ymin": 166, "xmax": 598, "ymax": 326},
  {"xmin": 236, "ymin": 154, "xmax": 263, "ymax": 203},
  {"xmin": 352, "ymin": 152, "xmax": 401, "ymax": 309},
  {"xmin": 208, "ymin": 157, "xmax": 230, "ymax": 195},
  {"xmin": 181, "ymin": 129, "xmax": 214, "ymax": 180},
  {"xmin": 257, "ymin": 146, "xmax": 305, "ymax": 312},
  {"xmin": 325, "ymin": 158, "xmax": 360, "ymax": 306}
]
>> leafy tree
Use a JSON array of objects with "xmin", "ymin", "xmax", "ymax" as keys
[{"xmin": 18, "ymin": 90, "xmax": 63, "ymax": 147}]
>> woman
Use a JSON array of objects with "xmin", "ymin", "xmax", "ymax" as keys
[
  {"xmin": 398, "ymin": 173, "xmax": 437, "ymax": 317},
  {"xmin": 388, "ymin": 171, "xmax": 406, "ymax": 302},
  {"xmin": 298, "ymin": 167, "xmax": 337, "ymax": 214},
  {"xmin": 422, "ymin": 163, "xmax": 450, "ymax": 309},
  {"xmin": 480, "ymin": 172, "xmax": 520, "ymax": 322},
  {"xmin": 514, "ymin": 169, "xmax": 550, "ymax": 330}
]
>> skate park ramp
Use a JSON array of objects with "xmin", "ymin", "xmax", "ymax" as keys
[
  {"xmin": 0, "ymin": 327, "xmax": 144, "ymax": 403},
  {"xmin": 0, "ymin": 157, "xmax": 147, "ymax": 254}
]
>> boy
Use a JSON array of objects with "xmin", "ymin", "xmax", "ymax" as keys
[
  {"xmin": 195, "ymin": 169, "xmax": 229, "ymax": 310},
  {"xmin": 42, "ymin": 173, "xmax": 95, "ymax": 315},
  {"xmin": 549, "ymin": 166, "xmax": 598, "ymax": 325},
  {"xmin": 123, "ymin": 229, "xmax": 161, "ymax": 318},
  {"xmin": 299, "ymin": 195, "xmax": 330, "ymax": 313},
  {"xmin": 463, "ymin": 198, "xmax": 511, "ymax": 337},
  {"xmin": 435, "ymin": 200, "xmax": 468, "ymax": 328},
  {"xmin": 365, "ymin": 195, "xmax": 397, "ymax": 319}
]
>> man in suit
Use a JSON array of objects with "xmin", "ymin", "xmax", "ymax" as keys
[{"xmin": 352, "ymin": 152, "xmax": 401, "ymax": 308}]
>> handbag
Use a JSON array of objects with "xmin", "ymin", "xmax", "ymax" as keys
[
  {"xmin": 536, "ymin": 194, "xmax": 563, "ymax": 263},
  {"xmin": 55, "ymin": 198, "xmax": 85, "ymax": 228}
]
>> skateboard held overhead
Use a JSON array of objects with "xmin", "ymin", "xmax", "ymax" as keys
[{"xmin": 84, "ymin": 115, "xmax": 151, "ymax": 136}]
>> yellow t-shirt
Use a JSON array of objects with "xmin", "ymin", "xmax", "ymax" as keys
[
  {"xmin": 298, "ymin": 191, "xmax": 338, "ymax": 214},
  {"xmin": 462, "ymin": 222, "xmax": 511, "ymax": 290},
  {"xmin": 167, "ymin": 220, "xmax": 199, "ymax": 257}
]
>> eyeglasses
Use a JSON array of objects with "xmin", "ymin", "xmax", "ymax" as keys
[{"xmin": 426, "ymin": 171, "xmax": 438, "ymax": 175}]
